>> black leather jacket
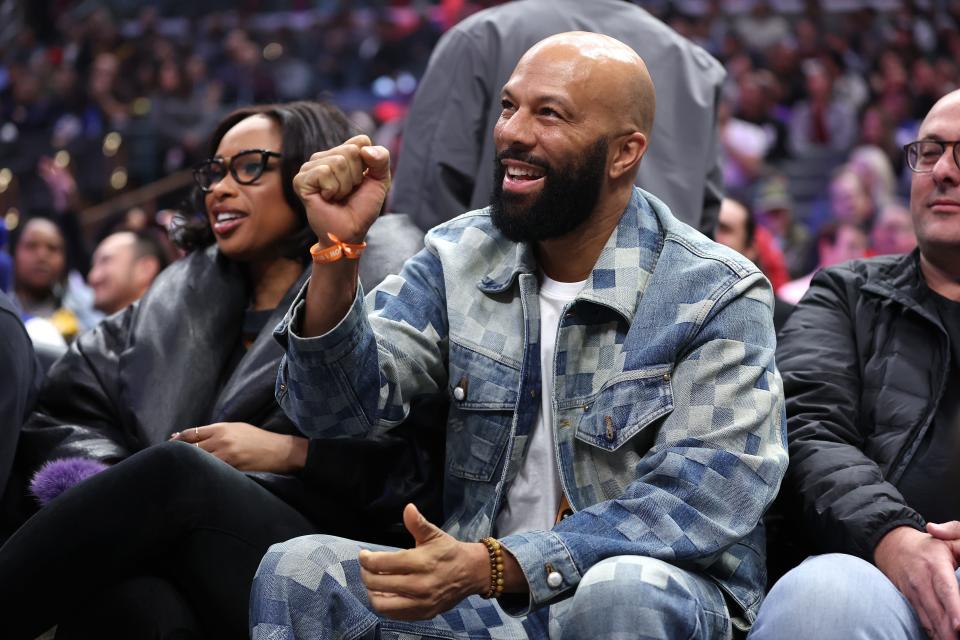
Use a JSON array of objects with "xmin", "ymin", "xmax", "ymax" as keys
[
  {"xmin": 776, "ymin": 251, "xmax": 950, "ymax": 561},
  {"xmin": 4, "ymin": 220, "xmax": 443, "ymax": 543}
]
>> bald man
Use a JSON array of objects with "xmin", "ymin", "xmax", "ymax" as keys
[
  {"xmin": 391, "ymin": 0, "xmax": 725, "ymax": 238},
  {"xmin": 749, "ymin": 89, "xmax": 960, "ymax": 640},
  {"xmin": 88, "ymin": 230, "xmax": 168, "ymax": 315},
  {"xmin": 253, "ymin": 33, "xmax": 785, "ymax": 640}
]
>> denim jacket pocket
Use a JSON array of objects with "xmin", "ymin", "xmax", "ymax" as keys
[
  {"xmin": 571, "ymin": 366, "xmax": 674, "ymax": 452},
  {"xmin": 446, "ymin": 340, "xmax": 520, "ymax": 482}
]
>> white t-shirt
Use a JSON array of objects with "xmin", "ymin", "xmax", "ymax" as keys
[{"xmin": 495, "ymin": 274, "xmax": 585, "ymax": 537}]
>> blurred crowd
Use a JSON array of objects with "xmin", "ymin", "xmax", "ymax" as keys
[{"xmin": 1, "ymin": 0, "xmax": 958, "ymax": 344}]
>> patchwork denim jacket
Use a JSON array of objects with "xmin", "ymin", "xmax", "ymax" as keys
[{"xmin": 275, "ymin": 188, "xmax": 787, "ymax": 625}]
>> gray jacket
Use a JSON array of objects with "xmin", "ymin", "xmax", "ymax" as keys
[{"xmin": 391, "ymin": 0, "xmax": 725, "ymax": 237}]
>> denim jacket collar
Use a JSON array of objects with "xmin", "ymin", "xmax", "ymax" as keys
[{"xmin": 477, "ymin": 189, "xmax": 665, "ymax": 324}]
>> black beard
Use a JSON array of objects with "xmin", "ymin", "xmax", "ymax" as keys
[{"xmin": 489, "ymin": 137, "xmax": 608, "ymax": 243}]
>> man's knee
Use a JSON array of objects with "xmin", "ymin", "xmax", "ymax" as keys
[
  {"xmin": 252, "ymin": 535, "xmax": 380, "ymax": 638},
  {"xmin": 751, "ymin": 553, "xmax": 919, "ymax": 639},
  {"xmin": 566, "ymin": 556, "xmax": 726, "ymax": 639}
]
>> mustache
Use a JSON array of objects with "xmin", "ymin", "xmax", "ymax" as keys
[{"xmin": 495, "ymin": 148, "xmax": 551, "ymax": 172}]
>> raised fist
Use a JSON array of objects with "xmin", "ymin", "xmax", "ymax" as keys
[{"xmin": 293, "ymin": 134, "xmax": 391, "ymax": 245}]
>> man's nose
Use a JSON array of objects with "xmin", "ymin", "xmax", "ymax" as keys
[
  {"xmin": 932, "ymin": 143, "xmax": 960, "ymax": 185},
  {"xmin": 496, "ymin": 109, "xmax": 536, "ymax": 149}
]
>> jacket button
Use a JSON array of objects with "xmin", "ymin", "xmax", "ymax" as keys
[
  {"xmin": 547, "ymin": 571, "xmax": 563, "ymax": 588},
  {"xmin": 453, "ymin": 386, "xmax": 466, "ymax": 401},
  {"xmin": 279, "ymin": 383, "xmax": 286, "ymax": 392}
]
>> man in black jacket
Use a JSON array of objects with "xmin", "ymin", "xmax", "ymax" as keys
[{"xmin": 750, "ymin": 89, "xmax": 960, "ymax": 640}]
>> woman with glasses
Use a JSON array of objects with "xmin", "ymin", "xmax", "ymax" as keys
[{"xmin": 0, "ymin": 101, "xmax": 434, "ymax": 639}]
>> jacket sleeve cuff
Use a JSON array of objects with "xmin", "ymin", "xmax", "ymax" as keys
[
  {"xmin": 274, "ymin": 277, "xmax": 368, "ymax": 367},
  {"xmin": 866, "ymin": 514, "xmax": 926, "ymax": 560},
  {"xmin": 497, "ymin": 530, "xmax": 581, "ymax": 616}
]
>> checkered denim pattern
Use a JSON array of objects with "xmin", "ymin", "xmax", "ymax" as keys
[
  {"xmin": 273, "ymin": 187, "xmax": 787, "ymax": 623},
  {"xmin": 251, "ymin": 535, "xmax": 732, "ymax": 639}
]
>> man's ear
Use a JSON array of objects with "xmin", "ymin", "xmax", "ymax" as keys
[
  {"xmin": 609, "ymin": 132, "xmax": 647, "ymax": 181},
  {"xmin": 133, "ymin": 256, "xmax": 161, "ymax": 289}
]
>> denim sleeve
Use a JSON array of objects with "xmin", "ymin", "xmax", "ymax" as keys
[
  {"xmin": 499, "ymin": 272, "xmax": 788, "ymax": 614},
  {"xmin": 274, "ymin": 247, "xmax": 450, "ymax": 439}
]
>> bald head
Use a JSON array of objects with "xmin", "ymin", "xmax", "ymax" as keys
[{"xmin": 515, "ymin": 32, "xmax": 656, "ymax": 137}]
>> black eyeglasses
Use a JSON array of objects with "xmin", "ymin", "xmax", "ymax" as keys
[
  {"xmin": 193, "ymin": 149, "xmax": 282, "ymax": 192},
  {"xmin": 903, "ymin": 140, "xmax": 960, "ymax": 173}
]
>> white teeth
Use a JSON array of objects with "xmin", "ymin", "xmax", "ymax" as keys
[
  {"xmin": 506, "ymin": 166, "xmax": 544, "ymax": 179},
  {"xmin": 216, "ymin": 212, "xmax": 245, "ymax": 223}
]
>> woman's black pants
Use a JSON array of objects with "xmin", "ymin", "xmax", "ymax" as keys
[{"xmin": 0, "ymin": 441, "xmax": 316, "ymax": 639}]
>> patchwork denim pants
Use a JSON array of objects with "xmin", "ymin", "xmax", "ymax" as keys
[{"xmin": 250, "ymin": 534, "xmax": 732, "ymax": 640}]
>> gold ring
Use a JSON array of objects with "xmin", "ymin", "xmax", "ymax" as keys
[{"xmin": 194, "ymin": 427, "xmax": 200, "ymax": 439}]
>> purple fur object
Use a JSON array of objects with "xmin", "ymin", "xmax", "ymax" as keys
[{"xmin": 30, "ymin": 457, "xmax": 109, "ymax": 506}]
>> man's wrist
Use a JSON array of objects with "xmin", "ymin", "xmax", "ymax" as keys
[
  {"xmin": 875, "ymin": 525, "xmax": 923, "ymax": 568},
  {"xmin": 468, "ymin": 542, "xmax": 494, "ymax": 596}
]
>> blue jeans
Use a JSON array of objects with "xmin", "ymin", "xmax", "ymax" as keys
[
  {"xmin": 749, "ymin": 553, "xmax": 960, "ymax": 639},
  {"xmin": 250, "ymin": 534, "xmax": 732, "ymax": 640}
]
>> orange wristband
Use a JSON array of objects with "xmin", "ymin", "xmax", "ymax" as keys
[{"xmin": 310, "ymin": 233, "xmax": 367, "ymax": 264}]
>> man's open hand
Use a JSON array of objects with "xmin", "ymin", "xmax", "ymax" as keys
[
  {"xmin": 358, "ymin": 504, "xmax": 490, "ymax": 621},
  {"xmin": 875, "ymin": 525, "xmax": 960, "ymax": 639}
]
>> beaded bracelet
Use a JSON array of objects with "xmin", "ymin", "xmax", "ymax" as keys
[
  {"xmin": 310, "ymin": 232, "xmax": 367, "ymax": 264},
  {"xmin": 480, "ymin": 537, "xmax": 505, "ymax": 599}
]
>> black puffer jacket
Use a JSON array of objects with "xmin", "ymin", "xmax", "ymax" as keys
[
  {"xmin": 776, "ymin": 251, "xmax": 951, "ymax": 561},
  {"xmin": 2, "ymin": 218, "xmax": 444, "ymax": 544}
]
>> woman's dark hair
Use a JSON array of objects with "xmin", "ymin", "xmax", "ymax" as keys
[{"xmin": 171, "ymin": 100, "xmax": 359, "ymax": 261}]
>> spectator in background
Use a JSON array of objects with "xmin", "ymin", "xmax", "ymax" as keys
[
  {"xmin": 848, "ymin": 145, "xmax": 898, "ymax": 211},
  {"xmin": 788, "ymin": 58, "xmax": 858, "ymax": 159},
  {"xmin": 720, "ymin": 98, "xmax": 769, "ymax": 193},
  {"xmin": 716, "ymin": 197, "xmax": 794, "ymax": 331},
  {"xmin": 391, "ymin": 0, "xmax": 726, "ymax": 237},
  {"xmin": 871, "ymin": 202, "xmax": 917, "ymax": 257},
  {"xmin": 11, "ymin": 216, "xmax": 99, "ymax": 342},
  {"xmin": 829, "ymin": 167, "xmax": 878, "ymax": 232},
  {"xmin": 733, "ymin": 1, "xmax": 791, "ymax": 53},
  {"xmin": 755, "ymin": 175, "xmax": 813, "ymax": 280},
  {"xmin": 734, "ymin": 70, "xmax": 789, "ymax": 163},
  {"xmin": 87, "ymin": 229, "xmax": 168, "ymax": 316},
  {"xmin": 778, "ymin": 221, "xmax": 868, "ymax": 305}
]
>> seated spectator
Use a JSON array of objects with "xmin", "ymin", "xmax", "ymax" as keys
[
  {"xmin": 0, "ymin": 290, "xmax": 42, "ymax": 528},
  {"xmin": 720, "ymin": 98, "xmax": 770, "ymax": 192},
  {"xmin": 11, "ymin": 216, "xmax": 100, "ymax": 342},
  {"xmin": 848, "ymin": 145, "xmax": 898, "ymax": 211},
  {"xmin": 749, "ymin": 89, "xmax": 960, "ymax": 640},
  {"xmin": 716, "ymin": 197, "xmax": 794, "ymax": 331},
  {"xmin": 828, "ymin": 167, "xmax": 878, "ymax": 231},
  {"xmin": 871, "ymin": 202, "xmax": 917, "ymax": 257},
  {"xmin": 788, "ymin": 58, "xmax": 858, "ymax": 159},
  {"xmin": 87, "ymin": 229, "xmax": 169, "ymax": 315},
  {"xmin": 0, "ymin": 101, "xmax": 432, "ymax": 640},
  {"xmin": 778, "ymin": 221, "xmax": 868, "ymax": 304},
  {"xmin": 251, "ymin": 33, "xmax": 785, "ymax": 640},
  {"xmin": 755, "ymin": 175, "xmax": 813, "ymax": 280}
]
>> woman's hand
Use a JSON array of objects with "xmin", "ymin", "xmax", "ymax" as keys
[
  {"xmin": 170, "ymin": 422, "xmax": 308, "ymax": 474},
  {"xmin": 293, "ymin": 134, "xmax": 391, "ymax": 245}
]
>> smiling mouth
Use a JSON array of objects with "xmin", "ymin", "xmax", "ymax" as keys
[
  {"xmin": 212, "ymin": 211, "xmax": 248, "ymax": 234},
  {"xmin": 502, "ymin": 164, "xmax": 546, "ymax": 194}
]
